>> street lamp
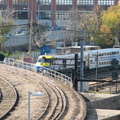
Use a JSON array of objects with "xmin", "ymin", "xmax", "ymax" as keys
[
  {"xmin": 23, "ymin": 8, "xmax": 33, "ymax": 53},
  {"xmin": 28, "ymin": 91, "xmax": 44, "ymax": 120}
]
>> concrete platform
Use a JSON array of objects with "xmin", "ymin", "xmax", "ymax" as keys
[
  {"xmin": 86, "ymin": 109, "xmax": 120, "ymax": 120},
  {"xmin": 81, "ymin": 93, "xmax": 120, "ymax": 120}
]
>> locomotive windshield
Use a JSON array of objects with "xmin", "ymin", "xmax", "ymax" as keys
[
  {"xmin": 38, "ymin": 59, "xmax": 44, "ymax": 62},
  {"xmin": 38, "ymin": 58, "xmax": 51, "ymax": 63},
  {"xmin": 44, "ymin": 59, "xmax": 51, "ymax": 63}
]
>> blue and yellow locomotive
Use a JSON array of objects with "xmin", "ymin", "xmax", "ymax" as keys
[{"xmin": 36, "ymin": 48, "xmax": 120, "ymax": 71}]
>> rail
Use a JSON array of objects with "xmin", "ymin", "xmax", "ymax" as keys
[
  {"xmin": 2, "ymin": 58, "xmax": 73, "ymax": 87},
  {"xmin": 0, "ymin": 76, "xmax": 18, "ymax": 119}
]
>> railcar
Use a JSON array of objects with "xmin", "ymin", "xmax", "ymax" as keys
[
  {"xmin": 86, "ymin": 48, "xmax": 120, "ymax": 69},
  {"xmin": 36, "ymin": 48, "xmax": 120, "ymax": 71}
]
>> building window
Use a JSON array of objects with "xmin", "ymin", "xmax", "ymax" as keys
[
  {"xmin": 56, "ymin": 11, "xmax": 70, "ymax": 19},
  {"xmin": 0, "ymin": 0, "xmax": 7, "ymax": 4},
  {"xmin": 39, "ymin": 12, "xmax": 51, "ymax": 19},
  {"xmin": 77, "ymin": 0, "xmax": 93, "ymax": 5},
  {"xmin": 39, "ymin": 0, "xmax": 51, "ymax": 5},
  {"xmin": 77, "ymin": 0, "xmax": 115, "ymax": 5},
  {"xmin": 13, "ymin": 12, "xmax": 28, "ymax": 19},
  {"xmin": 98, "ymin": 0, "xmax": 114, "ymax": 5},
  {"xmin": 56, "ymin": 0, "xmax": 72, "ymax": 5},
  {"xmin": 13, "ymin": 0, "xmax": 28, "ymax": 4}
]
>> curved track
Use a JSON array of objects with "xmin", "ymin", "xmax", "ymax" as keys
[
  {"xmin": 0, "ymin": 64, "xmax": 87, "ymax": 120},
  {"xmin": 0, "ymin": 76, "xmax": 18, "ymax": 119},
  {"xmin": 38, "ymin": 82, "xmax": 67, "ymax": 120}
]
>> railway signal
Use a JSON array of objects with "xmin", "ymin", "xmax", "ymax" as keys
[
  {"xmin": 0, "ymin": 54, "xmax": 5, "ymax": 61},
  {"xmin": 112, "ymin": 71, "xmax": 118, "ymax": 93},
  {"xmin": 112, "ymin": 71, "xmax": 118, "ymax": 80}
]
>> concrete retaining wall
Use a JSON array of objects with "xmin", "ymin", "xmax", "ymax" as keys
[
  {"xmin": 82, "ymin": 93, "xmax": 120, "ymax": 120},
  {"xmin": 87, "ymin": 94, "xmax": 120, "ymax": 110}
]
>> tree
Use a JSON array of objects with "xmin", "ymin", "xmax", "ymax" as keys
[
  {"xmin": 79, "ymin": 5, "xmax": 120, "ymax": 48},
  {"xmin": 101, "ymin": 5, "xmax": 120, "ymax": 45},
  {"xmin": 63, "ymin": 8, "xmax": 82, "ymax": 47},
  {"xmin": 0, "ymin": 12, "xmax": 14, "ymax": 50},
  {"xmin": 79, "ymin": 9, "xmax": 108, "ymax": 47},
  {"xmin": 31, "ymin": 23, "xmax": 52, "ymax": 50}
]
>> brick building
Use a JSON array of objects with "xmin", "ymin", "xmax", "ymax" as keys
[{"xmin": 0, "ymin": 0, "xmax": 119, "ymax": 27}]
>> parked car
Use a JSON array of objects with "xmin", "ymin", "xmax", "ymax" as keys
[
  {"xmin": 46, "ymin": 26, "xmax": 65, "ymax": 31},
  {"xmin": 51, "ymin": 26, "xmax": 65, "ymax": 31},
  {"xmin": 15, "ymin": 31, "xmax": 27, "ymax": 35}
]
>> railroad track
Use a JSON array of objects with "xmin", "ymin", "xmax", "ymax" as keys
[
  {"xmin": 85, "ymin": 68, "xmax": 120, "ymax": 93},
  {"xmin": 38, "ymin": 82, "xmax": 67, "ymax": 120},
  {"xmin": 0, "ymin": 76, "xmax": 18, "ymax": 119},
  {"xmin": 22, "ymin": 74, "xmax": 67, "ymax": 120},
  {"xmin": 0, "ymin": 65, "xmax": 47, "ymax": 119},
  {"xmin": 26, "ymin": 71, "xmax": 87, "ymax": 120},
  {"xmin": 0, "ymin": 63, "xmax": 87, "ymax": 120}
]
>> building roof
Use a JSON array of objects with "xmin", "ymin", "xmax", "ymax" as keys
[{"xmin": 40, "ymin": 44, "xmax": 56, "ymax": 49}]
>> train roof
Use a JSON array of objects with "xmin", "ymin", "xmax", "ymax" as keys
[
  {"xmin": 84, "ymin": 48, "xmax": 120, "ymax": 54},
  {"xmin": 38, "ymin": 53, "xmax": 75, "ymax": 59},
  {"xmin": 57, "ymin": 45, "xmax": 100, "ymax": 49},
  {"xmin": 38, "ymin": 48, "xmax": 120, "ymax": 59}
]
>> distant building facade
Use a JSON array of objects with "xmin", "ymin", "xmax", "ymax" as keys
[
  {"xmin": 0, "ymin": 0, "xmax": 119, "ymax": 27},
  {"xmin": 1, "ymin": 0, "xmax": 120, "ymax": 51}
]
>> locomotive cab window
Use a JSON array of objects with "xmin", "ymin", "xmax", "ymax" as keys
[
  {"xmin": 90, "ymin": 60, "xmax": 93, "ymax": 63},
  {"xmin": 44, "ymin": 59, "xmax": 51, "ymax": 63},
  {"xmin": 38, "ymin": 59, "xmax": 44, "ymax": 62}
]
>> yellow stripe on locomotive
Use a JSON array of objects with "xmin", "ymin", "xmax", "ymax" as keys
[{"xmin": 36, "ymin": 55, "xmax": 54, "ymax": 69}]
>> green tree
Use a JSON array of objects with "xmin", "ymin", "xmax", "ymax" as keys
[
  {"xmin": 80, "ymin": 5, "xmax": 120, "ymax": 48},
  {"xmin": 0, "ymin": 14, "xmax": 14, "ymax": 50},
  {"xmin": 80, "ymin": 10, "xmax": 107, "ymax": 47},
  {"xmin": 101, "ymin": 5, "xmax": 120, "ymax": 46}
]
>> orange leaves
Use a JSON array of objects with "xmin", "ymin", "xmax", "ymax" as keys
[{"xmin": 100, "ymin": 25, "xmax": 110, "ymax": 33}]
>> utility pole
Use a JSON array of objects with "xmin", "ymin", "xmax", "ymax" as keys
[
  {"xmin": 115, "ymin": 23, "xmax": 119, "ymax": 45},
  {"xmin": 23, "ymin": 8, "xmax": 32, "ymax": 53},
  {"xmin": 74, "ymin": 54, "xmax": 78, "ymax": 91},
  {"xmin": 96, "ymin": 51, "xmax": 98, "ymax": 91},
  {"xmin": 28, "ymin": 20, "xmax": 32, "ymax": 53},
  {"xmin": 80, "ymin": 40, "xmax": 84, "ymax": 92}
]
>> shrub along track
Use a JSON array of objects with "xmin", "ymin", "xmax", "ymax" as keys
[{"xmin": 0, "ymin": 64, "xmax": 86, "ymax": 120}]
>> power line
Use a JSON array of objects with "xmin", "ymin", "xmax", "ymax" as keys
[
  {"xmin": 76, "ymin": 79, "xmax": 120, "ymax": 83},
  {"xmin": 65, "ymin": 29, "xmax": 120, "ymax": 35}
]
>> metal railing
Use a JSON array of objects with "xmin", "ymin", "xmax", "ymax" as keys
[
  {"xmin": 38, "ymin": 67, "xmax": 72, "ymax": 86},
  {"xmin": 3, "ymin": 58, "xmax": 36, "ymax": 72},
  {"xmin": 2, "ymin": 58, "xmax": 73, "ymax": 87}
]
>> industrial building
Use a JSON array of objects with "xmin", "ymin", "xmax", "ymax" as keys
[
  {"xmin": 0, "ymin": 0, "xmax": 119, "ymax": 27},
  {"xmin": 1, "ymin": 0, "xmax": 120, "ymax": 51}
]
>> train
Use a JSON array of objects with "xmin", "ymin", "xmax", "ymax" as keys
[{"xmin": 36, "ymin": 48, "xmax": 120, "ymax": 71}]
